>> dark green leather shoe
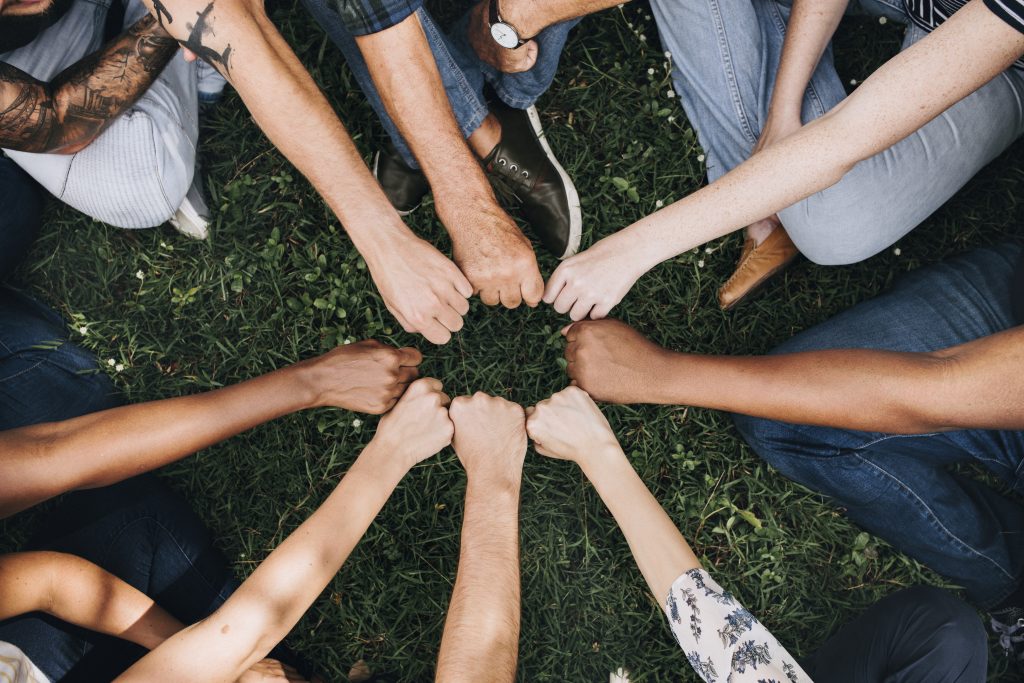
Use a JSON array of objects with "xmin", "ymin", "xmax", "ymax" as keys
[
  {"xmin": 372, "ymin": 141, "xmax": 431, "ymax": 216},
  {"xmin": 483, "ymin": 103, "xmax": 582, "ymax": 259}
]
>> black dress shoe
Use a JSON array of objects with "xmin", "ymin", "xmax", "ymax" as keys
[
  {"xmin": 483, "ymin": 102, "xmax": 582, "ymax": 259},
  {"xmin": 372, "ymin": 141, "xmax": 431, "ymax": 216}
]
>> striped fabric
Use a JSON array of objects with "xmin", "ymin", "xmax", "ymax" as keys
[{"xmin": 904, "ymin": 0, "xmax": 1024, "ymax": 67}]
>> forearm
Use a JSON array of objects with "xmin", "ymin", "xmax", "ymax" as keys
[
  {"xmin": 436, "ymin": 479, "xmax": 521, "ymax": 683},
  {"xmin": 117, "ymin": 445, "xmax": 406, "ymax": 683},
  {"xmin": 356, "ymin": 14, "xmax": 497, "ymax": 217},
  {"xmin": 0, "ymin": 15, "xmax": 177, "ymax": 153},
  {"xmin": 0, "ymin": 552, "xmax": 183, "ymax": 650},
  {"xmin": 143, "ymin": 0, "xmax": 411, "ymax": 259},
  {"xmin": 647, "ymin": 326, "xmax": 1024, "ymax": 432},
  {"xmin": 582, "ymin": 450, "xmax": 699, "ymax": 603},
  {"xmin": 620, "ymin": 0, "xmax": 1024, "ymax": 272},
  {"xmin": 0, "ymin": 363, "xmax": 319, "ymax": 518},
  {"xmin": 765, "ymin": 0, "xmax": 848, "ymax": 123}
]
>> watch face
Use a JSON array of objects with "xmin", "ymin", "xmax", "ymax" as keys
[{"xmin": 490, "ymin": 22, "xmax": 520, "ymax": 49}]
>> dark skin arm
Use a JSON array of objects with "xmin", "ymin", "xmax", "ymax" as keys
[
  {"xmin": 565, "ymin": 318, "xmax": 1024, "ymax": 434},
  {"xmin": 0, "ymin": 14, "xmax": 178, "ymax": 153}
]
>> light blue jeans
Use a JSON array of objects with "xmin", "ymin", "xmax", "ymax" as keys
[
  {"xmin": 650, "ymin": 0, "xmax": 1024, "ymax": 264},
  {"xmin": 1, "ymin": 0, "xmax": 199, "ymax": 228},
  {"xmin": 301, "ymin": 0, "xmax": 578, "ymax": 169}
]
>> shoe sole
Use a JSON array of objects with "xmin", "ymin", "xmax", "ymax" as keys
[
  {"xmin": 525, "ymin": 105, "xmax": 582, "ymax": 259},
  {"xmin": 372, "ymin": 150, "xmax": 420, "ymax": 218}
]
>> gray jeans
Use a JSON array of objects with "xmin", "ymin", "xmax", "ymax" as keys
[
  {"xmin": 650, "ymin": 0, "xmax": 1024, "ymax": 265},
  {"xmin": 1, "ymin": 0, "xmax": 198, "ymax": 229}
]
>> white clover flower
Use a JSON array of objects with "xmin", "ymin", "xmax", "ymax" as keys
[
  {"xmin": 849, "ymin": 78, "xmax": 858, "ymax": 85},
  {"xmin": 352, "ymin": 418, "xmax": 363, "ymax": 428},
  {"xmin": 640, "ymin": 34, "xmax": 647, "ymax": 41},
  {"xmin": 655, "ymin": 200, "xmax": 664, "ymax": 208},
  {"xmin": 78, "ymin": 326, "xmax": 88, "ymax": 335},
  {"xmin": 666, "ymin": 89, "xmax": 676, "ymax": 99},
  {"xmin": 697, "ymin": 259, "xmax": 705, "ymax": 268},
  {"xmin": 342, "ymin": 338, "xmax": 352, "ymax": 345},
  {"xmin": 115, "ymin": 363, "xmax": 124, "ymax": 372},
  {"xmin": 647, "ymin": 67, "xmax": 655, "ymax": 75},
  {"xmin": 135, "ymin": 270, "xmax": 145, "ymax": 280},
  {"xmin": 664, "ymin": 50, "xmax": 672, "ymax": 59},
  {"xmin": 697, "ymin": 154, "xmax": 706, "ymax": 162},
  {"xmin": 159, "ymin": 241, "xmax": 168, "ymax": 248},
  {"xmin": 879, "ymin": 16, "xmax": 887, "ymax": 24},
  {"xmin": 705, "ymin": 246, "xmax": 713, "ymax": 253},
  {"xmin": 893, "ymin": 247, "xmax": 902, "ymax": 256},
  {"xmin": 107, "ymin": 358, "xmax": 116, "ymax": 367},
  {"xmin": 667, "ymin": 115, "xmax": 675, "ymax": 123}
]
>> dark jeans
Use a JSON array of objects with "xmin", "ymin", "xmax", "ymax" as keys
[
  {"xmin": 0, "ymin": 154, "xmax": 44, "ymax": 282},
  {"xmin": 734, "ymin": 244, "xmax": 1024, "ymax": 608},
  {"xmin": 807, "ymin": 586, "xmax": 988, "ymax": 682},
  {"xmin": 0, "ymin": 475, "xmax": 241, "ymax": 682}
]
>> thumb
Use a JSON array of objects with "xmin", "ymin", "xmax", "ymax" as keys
[{"xmin": 181, "ymin": 47, "xmax": 198, "ymax": 62}]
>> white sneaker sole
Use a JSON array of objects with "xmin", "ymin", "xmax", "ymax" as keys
[
  {"xmin": 525, "ymin": 104, "xmax": 582, "ymax": 259},
  {"xmin": 169, "ymin": 179, "xmax": 210, "ymax": 241}
]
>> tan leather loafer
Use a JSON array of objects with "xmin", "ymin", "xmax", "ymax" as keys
[{"xmin": 717, "ymin": 226, "xmax": 800, "ymax": 310}]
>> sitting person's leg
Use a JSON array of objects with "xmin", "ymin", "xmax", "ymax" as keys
[
  {"xmin": 0, "ymin": 288, "xmax": 120, "ymax": 430},
  {"xmin": 2, "ymin": 0, "xmax": 207, "ymax": 234},
  {"xmin": 804, "ymin": 586, "xmax": 987, "ymax": 683},
  {"xmin": 0, "ymin": 156, "xmax": 44, "ymax": 282},
  {"xmin": 733, "ymin": 243, "xmax": 1024, "ymax": 610}
]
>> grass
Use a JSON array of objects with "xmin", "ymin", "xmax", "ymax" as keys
[{"xmin": 4, "ymin": 2, "xmax": 1024, "ymax": 681}]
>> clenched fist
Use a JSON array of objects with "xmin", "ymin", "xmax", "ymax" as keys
[
  {"xmin": 564, "ymin": 320, "xmax": 672, "ymax": 404},
  {"xmin": 449, "ymin": 392, "xmax": 527, "ymax": 486},
  {"xmin": 298, "ymin": 340, "xmax": 422, "ymax": 414}
]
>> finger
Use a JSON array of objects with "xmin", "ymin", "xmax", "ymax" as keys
[
  {"xmin": 552, "ymin": 286, "xmax": 578, "ymax": 315},
  {"xmin": 522, "ymin": 272, "xmax": 544, "ymax": 308},
  {"xmin": 397, "ymin": 365, "xmax": 419, "ymax": 384},
  {"xmin": 532, "ymin": 441, "xmax": 552, "ymax": 457},
  {"xmin": 569, "ymin": 298, "xmax": 595, "ymax": 322},
  {"xmin": 449, "ymin": 265, "xmax": 474, "ymax": 298},
  {"xmin": 447, "ymin": 287, "xmax": 471, "ymax": 316},
  {"xmin": 479, "ymin": 287, "xmax": 501, "ymax": 307},
  {"xmin": 590, "ymin": 302, "xmax": 613, "ymax": 320},
  {"xmin": 499, "ymin": 286, "xmax": 523, "ymax": 310},
  {"xmin": 419, "ymin": 318, "xmax": 453, "ymax": 345},
  {"xmin": 412, "ymin": 377, "xmax": 444, "ymax": 395},
  {"xmin": 562, "ymin": 323, "xmax": 578, "ymax": 344},
  {"xmin": 524, "ymin": 406, "xmax": 535, "ymax": 417},
  {"xmin": 182, "ymin": 47, "xmax": 198, "ymax": 62},
  {"xmin": 435, "ymin": 305, "xmax": 465, "ymax": 333},
  {"xmin": 543, "ymin": 267, "xmax": 567, "ymax": 304},
  {"xmin": 564, "ymin": 344, "xmax": 577, "ymax": 364},
  {"xmin": 397, "ymin": 347, "xmax": 423, "ymax": 366}
]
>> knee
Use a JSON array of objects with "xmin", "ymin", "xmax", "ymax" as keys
[
  {"xmin": 731, "ymin": 412, "xmax": 801, "ymax": 471},
  {"xmin": 889, "ymin": 587, "xmax": 988, "ymax": 672},
  {"xmin": 64, "ymin": 111, "xmax": 192, "ymax": 229}
]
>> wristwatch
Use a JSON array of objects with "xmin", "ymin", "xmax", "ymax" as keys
[{"xmin": 488, "ymin": 0, "xmax": 529, "ymax": 49}]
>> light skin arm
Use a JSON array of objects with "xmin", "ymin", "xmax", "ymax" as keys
[
  {"xmin": 0, "ymin": 15, "xmax": 178, "ymax": 153},
  {"xmin": 544, "ymin": 0, "xmax": 1024, "ymax": 320},
  {"xmin": 0, "ymin": 341, "xmax": 421, "ymax": 518},
  {"xmin": 565, "ymin": 318, "xmax": 1024, "ymax": 433},
  {"xmin": 437, "ymin": 393, "xmax": 527, "ymax": 682},
  {"xmin": 140, "ymin": 0, "xmax": 472, "ymax": 345},
  {"xmin": 526, "ymin": 387, "xmax": 699, "ymax": 601},
  {"xmin": 116, "ymin": 378, "xmax": 455, "ymax": 683}
]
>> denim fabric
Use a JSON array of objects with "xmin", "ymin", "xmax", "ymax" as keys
[
  {"xmin": 0, "ymin": 288, "xmax": 120, "ymax": 430},
  {"xmin": 302, "ymin": 0, "xmax": 577, "ymax": 168},
  {"xmin": 650, "ymin": 0, "xmax": 1024, "ymax": 265},
  {"xmin": 733, "ymin": 244, "xmax": 1024, "ymax": 608},
  {"xmin": 0, "ymin": 156, "xmax": 43, "ymax": 283},
  {"xmin": 806, "ymin": 586, "xmax": 988, "ymax": 682}
]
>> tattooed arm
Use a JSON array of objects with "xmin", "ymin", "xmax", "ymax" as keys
[{"xmin": 0, "ymin": 14, "xmax": 178, "ymax": 154}]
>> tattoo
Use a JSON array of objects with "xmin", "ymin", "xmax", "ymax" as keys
[
  {"xmin": 151, "ymin": 0, "xmax": 175, "ymax": 28},
  {"xmin": 181, "ymin": 3, "xmax": 233, "ymax": 75},
  {"xmin": 0, "ymin": 14, "xmax": 178, "ymax": 153}
]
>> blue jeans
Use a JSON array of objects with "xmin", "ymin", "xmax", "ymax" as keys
[
  {"xmin": 733, "ymin": 244, "xmax": 1024, "ymax": 608},
  {"xmin": 0, "ymin": 156, "xmax": 44, "ymax": 282},
  {"xmin": 301, "ymin": 0, "xmax": 578, "ymax": 168},
  {"xmin": 650, "ymin": 0, "xmax": 1024, "ymax": 264}
]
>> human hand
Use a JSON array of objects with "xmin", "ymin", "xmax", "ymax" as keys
[
  {"xmin": 564, "ymin": 320, "xmax": 672, "ymax": 404},
  {"xmin": 467, "ymin": 0, "xmax": 539, "ymax": 73},
  {"xmin": 235, "ymin": 658, "xmax": 307, "ymax": 682},
  {"xmin": 449, "ymin": 392, "xmax": 527, "ymax": 486},
  {"xmin": 366, "ymin": 235, "xmax": 473, "ymax": 345},
  {"xmin": 526, "ymin": 386, "xmax": 621, "ymax": 467},
  {"xmin": 298, "ymin": 341, "xmax": 422, "ymax": 414},
  {"xmin": 440, "ymin": 195, "xmax": 544, "ymax": 309},
  {"xmin": 369, "ymin": 377, "xmax": 454, "ymax": 471},
  {"xmin": 543, "ymin": 231, "xmax": 647, "ymax": 320},
  {"xmin": 751, "ymin": 111, "xmax": 803, "ymax": 156}
]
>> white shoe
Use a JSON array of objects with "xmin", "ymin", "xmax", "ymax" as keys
[{"xmin": 169, "ymin": 174, "xmax": 211, "ymax": 240}]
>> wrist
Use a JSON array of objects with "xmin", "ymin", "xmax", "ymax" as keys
[
  {"xmin": 354, "ymin": 440, "xmax": 412, "ymax": 485},
  {"xmin": 494, "ymin": 0, "xmax": 544, "ymax": 40},
  {"xmin": 578, "ymin": 443, "xmax": 629, "ymax": 481}
]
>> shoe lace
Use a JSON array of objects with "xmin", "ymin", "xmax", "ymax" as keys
[
  {"xmin": 991, "ymin": 616, "xmax": 1024, "ymax": 660},
  {"xmin": 491, "ymin": 156, "xmax": 531, "ymax": 187}
]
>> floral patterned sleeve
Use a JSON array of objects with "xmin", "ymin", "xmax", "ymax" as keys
[{"xmin": 664, "ymin": 568, "xmax": 813, "ymax": 683}]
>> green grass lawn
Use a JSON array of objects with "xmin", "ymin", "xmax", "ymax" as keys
[{"xmin": 4, "ymin": 2, "xmax": 1024, "ymax": 681}]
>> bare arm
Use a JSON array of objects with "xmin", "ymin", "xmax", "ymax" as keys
[
  {"xmin": 526, "ymin": 388, "xmax": 699, "ymax": 601},
  {"xmin": 0, "ymin": 15, "xmax": 177, "ymax": 153},
  {"xmin": 545, "ymin": 0, "xmax": 1024, "ymax": 320},
  {"xmin": 116, "ymin": 378, "xmax": 454, "ymax": 683},
  {"xmin": 0, "ymin": 341, "xmax": 421, "ymax": 518},
  {"xmin": 0, "ymin": 551, "xmax": 182, "ymax": 649},
  {"xmin": 566, "ymin": 319, "xmax": 1024, "ymax": 433},
  {"xmin": 356, "ymin": 14, "xmax": 544, "ymax": 311},
  {"xmin": 437, "ymin": 394, "xmax": 526, "ymax": 682}
]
